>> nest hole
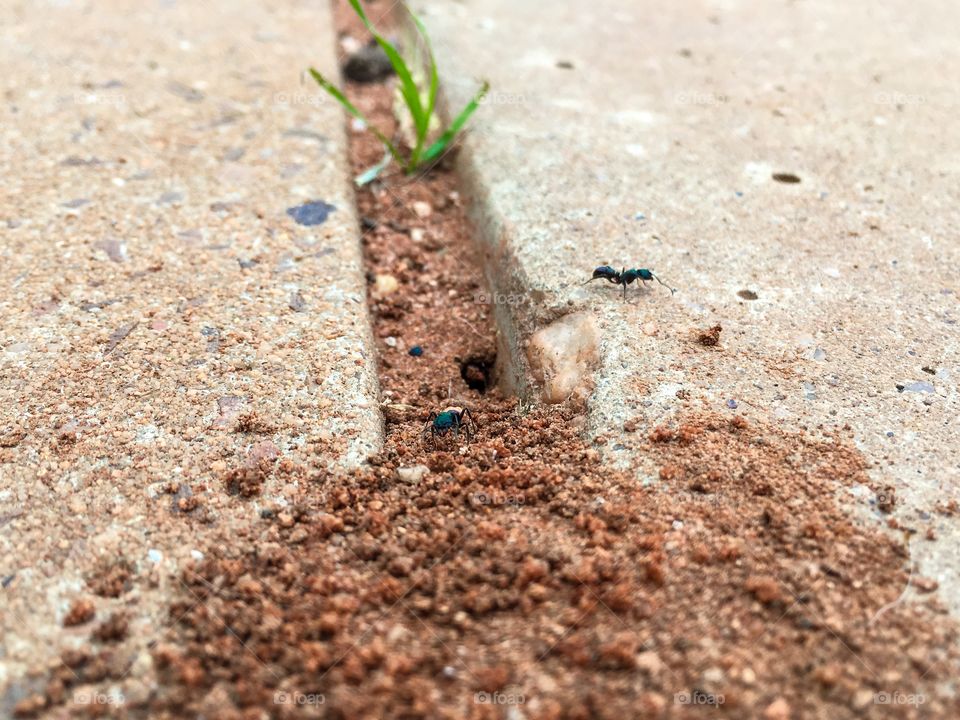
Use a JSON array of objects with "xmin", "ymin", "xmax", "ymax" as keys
[{"xmin": 460, "ymin": 354, "xmax": 496, "ymax": 394}]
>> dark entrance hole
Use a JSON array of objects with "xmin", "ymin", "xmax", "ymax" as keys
[{"xmin": 459, "ymin": 354, "xmax": 496, "ymax": 394}]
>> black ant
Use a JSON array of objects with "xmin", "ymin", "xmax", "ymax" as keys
[{"xmin": 583, "ymin": 265, "xmax": 676, "ymax": 299}]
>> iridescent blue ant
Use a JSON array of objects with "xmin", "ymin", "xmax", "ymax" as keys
[
  {"xmin": 583, "ymin": 265, "xmax": 676, "ymax": 299},
  {"xmin": 422, "ymin": 406, "xmax": 476, "ymax": 444}
]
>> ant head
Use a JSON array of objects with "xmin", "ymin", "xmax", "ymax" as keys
[{"xmin": 637, "ymin": 268, "xmax": 654, "ymax": 280}]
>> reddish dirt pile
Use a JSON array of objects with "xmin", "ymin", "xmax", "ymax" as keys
[{"xmin": 145, "ymin": 412, "xmax": 958, "ymax": 719}]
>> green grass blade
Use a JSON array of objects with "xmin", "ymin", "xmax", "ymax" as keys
[
  {"xmin": 307, "ymin": 67, "xmax": 403, "ymax": 167},
  {"xmin": 406, "ymin": 8, "xmax": 440, "ymax": 165},
  {"xmin": 347, "ymin": 0, "xmax": 429, "ymax": 141},
  {"xmin": 421, "ymin": 81, "xmax": 489, "ymax": 164},
  {"xmin": 407, "ymin": 12, "xmax": 439, "ymax": 119}
]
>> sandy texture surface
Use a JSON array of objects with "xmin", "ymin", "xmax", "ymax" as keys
[
  {"xmin": 413, "ymin": 0, "xmax": 960, "ymax": 615},
  {"xmin": 0, "ymin": 0, "xmax": 380, "ymax": 712}
]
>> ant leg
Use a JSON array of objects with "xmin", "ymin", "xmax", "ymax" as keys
[
  {"xmin": 461, "ymin": 408, "xmax": 476, "ymax": 440},
  {"xmin": 422, "ymin": 411, "xmax": 438, "ymax": 441},
  {"xmin": 651, "ymin": 273, "xmax": 677, "ymax": 295}
]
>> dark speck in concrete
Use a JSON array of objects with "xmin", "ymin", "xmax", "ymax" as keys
[
  {"xmin": 62, "ymin": 198, "xmax": 90, "ymax": 208},
  {"xmin": 287, "ymin": 200, "xmax": 336, "ymax": 226},
  {"xmin": 737, "ymin": 289, "xmax": 758, "ymax": 300},
  {"xmin": 167, "ymin": 81, "xmax": 205, "ymax": 102},
  {"xmin": 157, "ymin": 191, "xmax": 183, "ymax": 204},
  {"xmin": 104, "ymin": 321, "xmax": 138, "ymax": 354},
  {"xmin": 772, "ymin": 172, "xmax": 801, "ymax": 184},
  {"xmin": 223, "ymin": 147, "xmax": 245, "ymax": 162},
  {"xmin": 61, "ymin": 156, "xmax": 103, "ymax": 166},
  {"xmin": 289, "ymin": 291, "xmax": 306, "ymax": 312}
]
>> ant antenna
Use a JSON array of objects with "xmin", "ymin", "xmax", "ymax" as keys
[{"xmin": 651, "ymin": 273, "xmax": 677, "ymax": 295}]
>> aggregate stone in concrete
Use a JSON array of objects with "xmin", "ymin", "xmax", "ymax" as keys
[
  {"xmin": 415, "ymin": 0, "xmax": 960, "ymax": 610},
  {"xmin": 0, "ymin": 0, "xmax": 380, "ymax": 706}
]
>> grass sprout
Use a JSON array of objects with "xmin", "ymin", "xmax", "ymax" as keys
[{"xmin": 309, "ymin": 0, "xmax": 489, "ymax": 185}]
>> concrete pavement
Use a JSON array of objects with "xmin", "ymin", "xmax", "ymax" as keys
[
  {"xmin": 415, "ymin": 0, "xmax": 960, "ymax": 612},
  {"xmin": 0, "ymin": 0, "xmax": 379, "ymax": 710}
]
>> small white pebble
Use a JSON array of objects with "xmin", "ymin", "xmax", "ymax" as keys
[
  {"xmin": 374, "ymin": 274, "xmax": 399, "ymax": 296},
  {"xmin": 340, "ymin": 36, "xmax": 362, "ymax": 54},
  {"xmin": 384, "ymin": 336, "xmax": 397, "ymax": 348},
  {"xmin": 671, "ymin": 520, "xmax": 684, "ymax": 530},
  {"xmin": 147, "ymin": 549, "xmax": 163, "ymax": 564},
  {"xmin": 397, "ymin": 465, "xmax": 430, "ymax": 484}
]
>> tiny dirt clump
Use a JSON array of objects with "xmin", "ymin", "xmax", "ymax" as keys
[{"xmin": 697, "ymin": 323, "xmax": 722, "ymax": 346}]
